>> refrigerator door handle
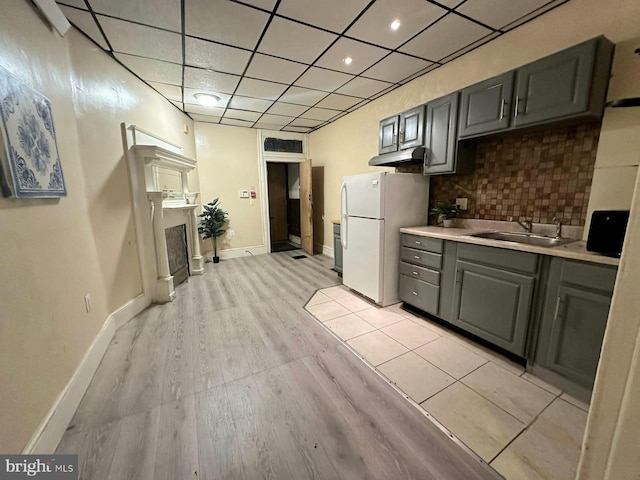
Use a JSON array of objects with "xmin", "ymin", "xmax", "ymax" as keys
[
  {"xmin": 341, "ymin": 216, "xmax": 347, "ymax": 249},
  {"xmin": 340, "ymin": 181, "xmax": 348, "ymax": 249}
]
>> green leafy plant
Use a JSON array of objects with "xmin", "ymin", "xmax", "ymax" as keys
[
  {"xmin": 430, "ymin": 200, "xmax": 461, "ymax": 220},
  {"xmin": 198, "ymin": 198, "xmax": 228, "ymax": 263}
]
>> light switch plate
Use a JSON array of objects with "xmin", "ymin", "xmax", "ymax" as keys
[{"xmin": 456, "ymin": 197, "xmax": 468, "ymax": 210}]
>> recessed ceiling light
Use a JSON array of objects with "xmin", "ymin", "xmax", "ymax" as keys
[
  {"xmin": 194, "ymin": 93, "xmax": 221, "ymax": 107},
  {"xmin": 390, "ymin": 19, "xmax": 401, "ymax": 31},
  {"xmin": 343, "ymin": 57, "xmax": 353, "ymax": 65}
]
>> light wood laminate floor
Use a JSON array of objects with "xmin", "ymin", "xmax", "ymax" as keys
[{"xmin": 57, "ymin": 251, "xmax": 498, "ymax": 480}]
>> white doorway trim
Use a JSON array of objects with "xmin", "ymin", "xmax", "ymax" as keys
[{"xmin": 257, "ymin": 130, "xmax": 309, "ymax": 253}]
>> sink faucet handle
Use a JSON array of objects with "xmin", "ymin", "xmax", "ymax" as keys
[{"xmin": 552, "ymin": 217, "xmax": 563, "ymax": 238}]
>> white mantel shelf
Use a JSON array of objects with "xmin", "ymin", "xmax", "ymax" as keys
[
  {"xmin": 162, "ymin": 203, "xmax": 198, "ymax": 210},
  {"xmin": 134, "ymin": 145, "xmax": 197, "ymax": 172}
]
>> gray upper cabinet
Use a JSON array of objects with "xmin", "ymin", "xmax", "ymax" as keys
[
  {"xmin": 452, "ymin": 259, "xmax": 534, "ymax": 356},
  {"xmin": 536, "ymin": 258, "xmax": 616, "ymax": 389},
  {"xmin": 378, "ymin": 115, "xmax": 399, "ymax": 154},
  {"xmin": 424, "ymin": 92, "xmax": 459, "ymax": 175},
  {"xmin": 513, "ymin": 39, "xmax": 601, "ymax": 127},
  {"xmin": 399, "ymin": 105, "xmax": 425, "ymax": 150},
  {"xmin": 458, "ymin": 72, "xmax": 514, "ymax": 138}
]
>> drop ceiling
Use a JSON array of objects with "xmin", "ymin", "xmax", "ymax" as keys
[{"xmin": 57, "ymin": 0, "xmax": 569, "ymax": 133}]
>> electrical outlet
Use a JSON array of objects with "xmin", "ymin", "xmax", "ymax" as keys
[
  {"xmin": 228, "ymin": 229, "xmax": 235, "ymax": 237},
  {"xmin": 456, "ymin": 197, "xmax": 469, "ymax": 211},
  {"xmin": 84, "ymin": 294, "xmax": 92, "ymax": 313}
]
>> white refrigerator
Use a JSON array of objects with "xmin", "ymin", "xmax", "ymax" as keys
[{"xmin": 340, "ymin": 172, "xmax": 430, "ymax": 306}]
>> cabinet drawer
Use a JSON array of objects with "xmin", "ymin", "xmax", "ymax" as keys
[
  {"xmin": 399, "ymin": 275, "xmax": 440, "ymax": 316},
  {"xmin": 401, "ymin": 247, "xmax": 442, "ymax": 270},
  {"xmin": 400, "ymin": 262, "xmax": 440, "ymax": 286},
  {"xmin": 559, "ymin": 260, "xmax": 617, "ymax": 293},
  {"xmin": 457, "ymin": 243, "xmax": 537, "ymax": 274},
  {"xmin": 402, "ymin": 234, "xmax": 443, "ymax": 253}
]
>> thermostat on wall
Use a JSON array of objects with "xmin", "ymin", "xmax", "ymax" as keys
[{"xmin": 239, "ymin": 190, "xmax": 249, "ymax": 198}]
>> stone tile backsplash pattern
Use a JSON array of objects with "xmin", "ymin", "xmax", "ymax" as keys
[{"xmin": 428, "ymin": 123, "xmax": 601, "ymax": 226}]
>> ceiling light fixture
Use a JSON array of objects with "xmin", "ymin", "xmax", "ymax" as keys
[
  {"xmin": 194, "ymin": 93, "xmax": 221, "ymax": 107},
  {"xmin": 343, "ymin": 57, "xmax": 353, "ymax": 65},
  {"xmin": 390, "ymin": 19, "xmax": 401, "ymax": 31}
]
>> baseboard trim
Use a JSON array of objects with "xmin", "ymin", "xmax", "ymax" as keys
[
  {"xmin": 22, "ymin": 295, "xmax": 149, "ymax": 454},
  {"xmin": 214, "ymin": 245, "xmax": 269, "ymax": 260},
  {"xmin": 323, "ymin": 245, "xmax": 334, "ymax": 258}
]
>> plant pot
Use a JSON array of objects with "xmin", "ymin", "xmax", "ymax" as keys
[
  {"xmin": 442, "ymin": 219, "xmax": 454, "ymax": 228},
  {"xmin": 213, "ymin": 256, "xmax": 220, "ymax": 264}
]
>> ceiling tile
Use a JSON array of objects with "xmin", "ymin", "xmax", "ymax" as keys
[
  {"xmin": 258, "ymin": 16, "xmax": 337, "ymax": 64},
  {"xmin": 190, "ymin": 113, "xmax": 222, "ymax": 123},
  {"xmin": 361, "ymin": 53, "xmax": 432, "ymax": 83},
  {"xmin": 57, "ymin": 0, "xmax": 89, "ymax": 9},
  {"xmin": 171, "ymin": 101, "xmax": 183, "ymax": 110},
  {"xmin": 148, "ymin": 82, "xmax": 182, "ymax": 102},
  {"xmin": 398, "ymin": 64, "xmax": 440, "ymax": 84},
  {"xmin": 457, "ymin": 0, "xmax": 551, "ymax": 30},
  {"xmin": 315, "ymin": 93, "xmax": 362, "ymax": 110},
  {"xmin": 501, "ymin": 0, "xmax": 567, "ymax": 31},
  {"xmin": 438, "ymin": 31, "xmax": 501, "ymax": 64},
  {"xmin": 185, "ymin": 36, "xmax": 252, "ymax": 75},
  {"xmin": 236, "ymin": 78, "xmax": 289, "ymax": 100},
  {"xmin": 400, "ymin": 13, "xmax": 493, "ymax": 61},
  {"xmin": 228, "ymin": 96, "xmax": 274, "ymax": 111},
  {"xmin": 267, "ymin": 102, "xmax": 309, "ymax": 116},
  {"xmin": 276, "ymin": 0, "xmax": 371, "ymax": 33},
  {"xmin": 335, "ymin": 76, "xmax": 393, "ymax": 98},
  {"xmin": 437, "ymin": 0, "xmax": 465, "ymax": 6},
  {"xmin": 253, "ymin": 122, "xmax": 285, "ymax": 131},
  {"xmin": 294, "ymin": 67, "xmax": 354, "ymax": 92},
  {"xmin": 258, "ymin": 113, "xmax": 295, "ymax": 126},
  {"xmin": 184, "ymin": 104, "xmax": 226, "ymax": 116},
  {"xmin": 283, "ymin": 126, "xmax": 313, "ymax": 133},
  {"xmin": 345, "ymin": 0, "xmax": 447, "ymax": 49},
  {"xmin": 59, "ymin": 6, "xmax": 109, "ymax": 49},
  {"xmin": 183, "ymin": 67, "xmax": 240, "ymax": 94},
  {"xmin": 301, "ymin": 107, "xmax": 340, "ymax": 121},
  {"xmin": 242, "ymin": 0, "xmax": 278, "ymax": 10},
  {"xmin": 89, "ymin": 0, "xmax": 181, "ymax": 32},
  {"xmin": 369, "ymin": 85, "xmax": 397, "ymax": 100},
  {"xmin": 315, "ymin": 37, "xmax": 389, "ymax": 75},
  {"xmin": 115, "ymin": 53, "xmax": 182, "ymax": 85},
  {"xmin": 278, "ymin": 86, "xmax": 328, "ymax": 106},
  {"xmin": 99, "ymin": 15, "xmax": 182, "ymax": 63},
  {"xmin": 184, "ymin": 87, "xmax": 231, "ymax": 107},
  {"xmin": 185, "ymin": 0, "xmax": 269, "ymax": 49},
  {"xmin": 245, "ymin": 53, "xmax": 308, "ymax": 84},
  {"xmin": 220, "ymin": 118, "xmax": 255, "ymax": 127},
  {"xmin": 288, "ymin": 118, "xmax": 324, "ymax": 128},
  {"xmin": 224, "ymin": 109, "xmax": 263, "ymax": 121}
]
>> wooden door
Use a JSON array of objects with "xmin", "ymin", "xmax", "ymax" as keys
[
  {"xmin": 458, "ymin": 71, "xmax": 514, "ymax": 138},
  {"xmin": 299, "ymin": 159, "xmax": 313, "ymax": 255},
  {"xmin": 267, "ymin": 163, "xmax": 288, "ymax": 242}
]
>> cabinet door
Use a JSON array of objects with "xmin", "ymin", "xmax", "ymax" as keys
[
  {"xmin": 424, "ymin": 92, "xmax": 458, "ymax": 175},
  {"xmin": 452, "ymin": 260, "xmax": 533, "ymax": 355},
  {"xmin": 399, "ymin": 105, "xmax": 425, "ymax": 150},
  {"xmin": 539, "ymin": 285, "xmax": 611, "ymax": 388},
  {"xmin": 378, "ymin": 115, "xmax": 399, "ymax": 154},
  {"xmin": 458, "ymin": 72, "xmax": 514, "ymax": 138},
  {"xmin": 513, "ymin": 39, "xmax": 597, "ymax": 127}
]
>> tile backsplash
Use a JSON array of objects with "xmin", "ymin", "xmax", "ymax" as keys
[{"xmin": 428, "ymin": 122, "xmax": 601, "ymax": 226}]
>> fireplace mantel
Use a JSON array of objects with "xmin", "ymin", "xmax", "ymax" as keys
[{"xmin": 133, "ymin": 145, "xmax": 196, "ymax": 171}]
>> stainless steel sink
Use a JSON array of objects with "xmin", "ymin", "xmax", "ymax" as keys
[{"xmin": 469, "ymin": 231, "xmax": 577, "ymax": 248}]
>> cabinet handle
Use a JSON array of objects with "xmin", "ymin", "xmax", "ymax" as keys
[
  {"xmin": 412, "ymin": 271, "xmax": 419, "ymax": 276},
  {"xmin": 415, "ymin": 241, "xmax": 421, "ymax": 245},
  {"xmin": 499, "ymin": 98, "xmax": 506, "ymax": 120},
  {"xmin": 515, "ymin": 96, "xmax": 527, "ymax": 116},
  {"xmin": 414, "ymin": 255, "xmax": 420, "ymax": 259},
  {"xmin": 554, "ymin": 296, "xmax": 565, "ymax": 320},
  {"xmin": 412, "ymin": 291, "xmax": 418, "ymax": 296},
  {"xmin": 455, "ymin": 269, "xmax": 462, "ymax": 285}
]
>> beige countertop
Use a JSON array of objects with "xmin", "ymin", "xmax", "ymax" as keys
[
  {"xmin": 331, "ymin": 219, "xmax": 341, "ymax": 225},
  {"xmin": 400, "ymin": 225, "xmax": 619, "ymax": 267}
]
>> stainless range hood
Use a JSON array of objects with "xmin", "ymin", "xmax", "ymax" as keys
[{"xmin": 368, "ymin": 147, "xmax": 426, "ymax": 167}]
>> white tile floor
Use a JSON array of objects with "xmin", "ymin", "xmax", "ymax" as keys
[{"xmin": 305, "ymin": 286, "xmax": 589, "ymax": 480}]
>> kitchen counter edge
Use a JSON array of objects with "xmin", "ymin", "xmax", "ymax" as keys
[{"xmin": 400, "ymin": 226, "xmax": 619, "ymax": 267}]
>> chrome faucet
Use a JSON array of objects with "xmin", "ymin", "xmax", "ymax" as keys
[
  {"xmin": 553, "ymin": 217, "xmax": 563, "ymax": 238},
  {"xmin": 509, "ymin": 216, "xmax": 533, "ymax": 233}
]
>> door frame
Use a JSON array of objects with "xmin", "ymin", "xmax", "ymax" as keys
[{"xmin": 257, "ymin": 130, "xmax": 309, "ymax": 253}]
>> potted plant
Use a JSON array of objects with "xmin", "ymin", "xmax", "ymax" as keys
[
  {"xmin": 430, "ymin": 200, "xmax": 460, "ymax": 228},
  {"xmin": 198, "ymin": 198, "xmax": 228, "ymax": 263}
]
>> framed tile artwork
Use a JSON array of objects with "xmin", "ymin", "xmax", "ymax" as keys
[{"xmin": 0, "ymin": 65, "xmax": 66, "ymax": 198}]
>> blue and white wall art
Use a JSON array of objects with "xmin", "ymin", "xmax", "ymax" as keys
[{"xmin": 0, "ymin": 66, "xmax": 66, "ymax": 198}]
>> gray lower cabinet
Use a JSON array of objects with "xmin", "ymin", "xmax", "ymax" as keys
[
  {"xmin": 535, "ymin": 258, "xmax": 616, "ymax": 390},
  {"xmin": 452, "ymin": 259, "xmax": 534, "ymax": 356},
  {"xmin": 399, "ymin": 235, "xmax": 443, "ymax": 316},
  {"xmin": 333, "ymin": 223, "xmax": 342, "ymax": 274}
]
